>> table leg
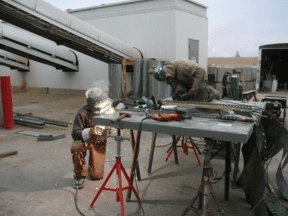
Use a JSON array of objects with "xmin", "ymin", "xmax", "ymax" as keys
[
  {"xmin": 232, "ymin": 143, "xmax": 241, "ymax": 189},
  {"xmin": 199, "ymin": 137, "xmax": 213, "ymax": 209},
  {"xmin": 148, "ymin": 133, "xmax": 157, "ymax": 175},
  {"xmin": 130, "ymin": 130, "xmax": 141, "ymax": 181},
  {"xmin": 225, "ymin": 142, "xmax": 231, "ymax": 201},
  {"xmin": 172, "ymin": 135, "xmax": 179, "ymax": 165},
  {"xmin": 126, "ymin": 130, "xmax": 142, "ymax": 202},
  {"xmin": 194, "ymin": 143, "xmax": 202, "ymax": 155}
]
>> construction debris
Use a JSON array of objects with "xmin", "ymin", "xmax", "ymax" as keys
[
  {"xmin": 14, "ymin": 112, "xmax": 71, "ymax": 127},
  {"xmin": 0, "ymin": 150, "xmax": 18, "ymax": 158},
  {"xmin": 16, "ymin": 130, "xmax": 66, "ymax": 141}
]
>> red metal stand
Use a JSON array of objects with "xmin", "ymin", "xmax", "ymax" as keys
[
  {"xmin": 166, "ymin": 136, "xmax": 201, "ymax": 165},
  {"xmin": 0, "ymin": 76, "xmax": 14, "ymax": 129},
  {"xmin": 90, "ymin": 133, "xmax": 142, "ymax": 216}
]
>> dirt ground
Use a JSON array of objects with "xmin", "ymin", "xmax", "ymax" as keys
[{"xmin": 1, "ymin": 90, "xmax": 288, "ymax": 216}]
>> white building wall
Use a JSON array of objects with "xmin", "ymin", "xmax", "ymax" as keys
[
  {"xmin": 174, "ymin": 2, "xmax": 208, "ymax": 68},
  {"xmin": 0, "ymin": 0, "xmax": 207, "ymax": 91},
  {"xmin": 72, "ymin": 3, "xmax": 177, "ymax": 60},
  {"xmin": 25, "ymin": 52, "xmax": 108, "ymax": 90},
  {"xmin": 0, "ymin": 65, "xmax": 24, "ymax": 86}
]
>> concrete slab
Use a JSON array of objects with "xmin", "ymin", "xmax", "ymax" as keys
[
  {"xmin": 251, "ymin": 66, "xmax": 257, "ymax": 80},
  {"xmin": 208, "ymin": 66, "xmax": 218, "ymax": 75},
  {"xmin": 241, "ymin": 67, "xmax": 252, "ymax": 82},
  {"xmin": 1, "ymin": 90, "xmax": 288, "ymax": 216},
  {"xmin": 217, "ymin": 67, "xmax": 233, "ymax": 82},
  {"xmin": 216, "ymin": 83, "xmax": 223, "ymax": 95},
  {"xmin": 245, "ymin": 81, "xmax": 256, "ymax": 91}
]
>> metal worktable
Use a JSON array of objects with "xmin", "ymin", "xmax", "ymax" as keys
[{"xmin": 92, "ymin": 101, "xmax": 266, "ymax": 203}]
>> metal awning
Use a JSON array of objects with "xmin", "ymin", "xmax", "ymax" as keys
[
  {"xmin": 0, "ymin": 23, "xmax": 78, "ymax": 72},
  {"xmin": 0, "ymin": 50, "xmax": 29, "ymax": 71},
  {"xmin": 0, "ymin": 0, "xmax": 142, "ymax": 64}
]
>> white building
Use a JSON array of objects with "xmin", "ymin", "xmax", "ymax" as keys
[{"xmin": 0, "ymin": 0, "xmax": 208, "ymax": 93}]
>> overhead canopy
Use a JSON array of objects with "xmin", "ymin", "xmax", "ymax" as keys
[
  {"xmin": 0, "ymin": 50, "xmax": 29, "ymax": 71},
  {"xmin": 0, "ymin": 23, "xmax": 78, "ymax": 72},
  {"xmin": 0, "ymin": 0, "xmax": 142, "ymax": 64}
]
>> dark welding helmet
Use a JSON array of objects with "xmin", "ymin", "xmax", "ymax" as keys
[
  {"xmin": 85, "ymin": 88, "xmax": 108, "ymax": 113},
  {"xmin": 152, "ymin": 65, "xmax": 166, "ymax": 82}
]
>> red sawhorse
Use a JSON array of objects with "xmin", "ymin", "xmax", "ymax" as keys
[
  {"xmin": 166, "ymin": 136, "xmax": 202, "ymax": 165},
  {"xmin": 90, "ymin": 130, "xmax": 142, "ymax": 216}
]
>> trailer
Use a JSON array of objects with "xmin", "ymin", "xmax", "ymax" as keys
[{"xmin": 256, "ymin": 43, "xmax": 288, "ymax": 91}]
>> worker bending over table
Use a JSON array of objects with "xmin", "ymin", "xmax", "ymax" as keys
[{"xmin": 148, "ymin": 59, "xmax": 221, "ymax": 102}]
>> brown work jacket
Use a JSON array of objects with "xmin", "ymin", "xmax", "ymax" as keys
[
  {"xmin": 165, "ymin": 60, "xmax": 208, "ymax": 86},
  {"xmin": 71, "ymin": 105, "xmax": 107, "ymax": 145}
]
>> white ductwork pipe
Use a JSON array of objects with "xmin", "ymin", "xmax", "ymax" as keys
[
  {"xmin": 0, "ymin": 50, "xmax": 29, "ymax": 65},
  {"xmin": 0, "ymin": 0, "xmax": 142, "ymax": 63},
  {"xmin": 0, "ymin": 23, "xmax": 77, "ymax": 65},
  {"xmin": 0, "ymin": 22, "xmax": 78, "ymax": 71},
  {"xmin": 0, "ymin": 50, "xmax": 30, "ymax": 71}
]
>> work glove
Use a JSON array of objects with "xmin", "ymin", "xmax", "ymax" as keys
[
  {"xmin": 89, "ymin": 126, "xmax": 108, "ymax": 145},
  {"xmin": 89, "ymin": 126, "xmax": 98, "ymax": 138},
  {"xmin": 188, "ymin": 88, "xmax": 197, "ymax": 97}
]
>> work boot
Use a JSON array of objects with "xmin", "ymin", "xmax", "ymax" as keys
[{"xmin": 73, "ymin": 178, "xmax": 85, "ymax": 189}]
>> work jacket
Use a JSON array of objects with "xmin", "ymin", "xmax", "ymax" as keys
[
  {"xmin": 71, "ymin": 105, "xmax": 107, "ymax": 144},
  {"xmin": 165, "ymin": 60, "xmax": 208, "ymax": 86}
]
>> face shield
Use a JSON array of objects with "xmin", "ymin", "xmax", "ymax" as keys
[
  {"xmin": 85, "ymin": 88, "xmax": 108, "ymax": 114},
  {"xmin": 153, "ymin": 66, "xmax": 166, "ymax": 82}
]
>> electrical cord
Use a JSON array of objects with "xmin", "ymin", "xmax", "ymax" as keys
[
  {"xmin": 139, "ymin": 117, "xmax": 150, "ymax": 130},
  {"xmin": 74, "ymin": 144, "xmax": 89, "ymax": 216},
  {"xmin": 156, "ymin": 142, "xmax": 173, "ymax": 147},
  {"xmin": 134, "ymin": 175, "xmax": 145, "ymax": 216},
  {"xmin": 250, "ymin": 118, "xmax": 284, "ymax": 215}
]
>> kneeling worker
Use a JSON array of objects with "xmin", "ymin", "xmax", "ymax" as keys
[
  {"xmin": 148, "ymin": 59, "xmax": 221, "ymax": 102},
  {"xmin": 71, "ymin": 87, "xmax": 109, "ymax": 189}
]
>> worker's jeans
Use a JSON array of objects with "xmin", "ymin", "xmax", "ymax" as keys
[{"xmin": 71, "ymin": 140, "xmax": 106, "ymax": 180}]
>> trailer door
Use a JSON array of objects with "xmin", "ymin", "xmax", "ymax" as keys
[{"xmin": 256, "ymin": 48, "xmax": 262, "ymax": 91}]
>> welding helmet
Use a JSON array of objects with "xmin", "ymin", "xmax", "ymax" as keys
[
  {"xmin": 151, "ymin": 65, "xmax": 166, "ymax": 82},
  {"xmin": 85, "ymin": 88, "xmax": 108, "ymax": 113}
]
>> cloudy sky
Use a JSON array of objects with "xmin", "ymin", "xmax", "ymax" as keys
[{"xmin": 45, "ymin": 0, "xmax": 288, "ymax": 57}]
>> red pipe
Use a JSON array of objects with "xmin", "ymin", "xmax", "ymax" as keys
[{"xmin": 1, "ymin": 76, "xmax": 14, "ymax": 129}]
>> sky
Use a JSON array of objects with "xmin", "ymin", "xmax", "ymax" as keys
[{"xmin": 45, "ymin": 0, "xmax": 288, "ymax": 57}]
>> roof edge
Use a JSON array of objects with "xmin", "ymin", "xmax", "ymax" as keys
[
  {"xmin": 67, "ymin": 0, "xmax": 143, "ymax": 13},
  {"xmin": 67, "ymin": 0, "xmax": 208, "ymax": 13},
  {"xmin": 185, "ymin": 0, "xmax": 208, "ymax": 8},
  {"xmin": 259, "ymin": 43, "xmax": 288, "ymax": 49}
]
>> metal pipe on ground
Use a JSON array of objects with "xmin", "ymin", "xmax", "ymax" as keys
[
  {"xmin": 14, "ymin": 112, "xmax": 70, "ymax": 127},
  {"xmin": 14, "ymin": 116, "xmax": 45, "ymax": 126}
]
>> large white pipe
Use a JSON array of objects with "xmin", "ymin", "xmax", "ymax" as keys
[
  {"xmin": 0, "ymin": 0, "xmax": 142, "ymax": 63},
  {"xmin": 0, "ymin": 22, "xmax": 78, "ymax": 71},
  {"xmin": 0, "ymin": 50, "xmax": 30, "ymax": 71}
]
